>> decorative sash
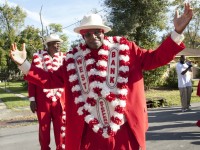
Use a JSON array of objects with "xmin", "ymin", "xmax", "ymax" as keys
[
  {"xmin": 32, "ymin": 50, "xmax": 65, "ymax": 101},
  {"xmin": 66, "ymin": 36, "xmax": 130, "ymax": 138}
]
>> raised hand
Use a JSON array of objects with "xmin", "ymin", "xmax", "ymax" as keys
[
  {"xmin": 173, "ymin": 3, "xmax": 193, "ymax": 34},
  {"xmin": 10, "ymin": 43, "xmax": 27, "ymax": 65}
]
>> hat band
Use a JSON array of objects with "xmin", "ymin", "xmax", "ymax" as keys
[{"xmin": 80, "ymin": 29, "xmax": 104, "ymax": 35}]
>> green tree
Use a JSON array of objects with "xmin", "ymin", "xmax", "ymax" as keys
[
  {"xmin": 0, "ymin": 3, "xmax": 26, "ymax": 47},
  {"xmin": 49, "ymin": 23, "xmax": 63, "ymax": 34},
  {"xmin": 104, "ymin": 0, "xmax": 171, "ymax": 89},
  {"xmin": 104, "ymin": 0, "xmax": 170, "ymax": 48},
  {"xmin": 0, "ymin": 3, "xmax": 69, "ymax": 81},
  {"xmin": 0, "ymin": 3, "xmax": 26, "ymax": 80},
  {"xmin": 172, "ymin": 0, "xmax": 200, "ymax": 49},
  {"xmin": 18, "ymin": 26, "xmax": 43, "ymax": 61}
]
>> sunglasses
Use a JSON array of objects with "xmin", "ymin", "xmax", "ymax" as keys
[{"xmin": 80, "ymin": 29, "xmax": 104, "ymax": 38}]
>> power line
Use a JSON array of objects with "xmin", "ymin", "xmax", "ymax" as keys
[
  {"xmin": 62, "ymin": 21, "xmax": 80, "ymax": 29},
  {"xmin": 62, "ymin": 8, "xmax": 106, "ymax": 29}
]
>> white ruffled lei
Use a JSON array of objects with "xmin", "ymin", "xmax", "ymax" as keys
[{"xmin": 66, "ymin": 36, "xmax": 130, "ymax": 138}]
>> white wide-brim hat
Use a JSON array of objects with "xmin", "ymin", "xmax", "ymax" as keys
[
  {"xmin": 74, "ymin": 14, "xmax": 111, "ymax": 34},
  {"xmin": 44, "ymin": 34, "xmax": 63, "ymax": 44}
]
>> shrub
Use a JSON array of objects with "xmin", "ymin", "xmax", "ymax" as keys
[
  {"xmin": 164, "ymin": 67, "xmax": 178, "ymax": 88},
  {"xmin": 143, "ymin": 65, "xmax": 168, "ymax": 90}
]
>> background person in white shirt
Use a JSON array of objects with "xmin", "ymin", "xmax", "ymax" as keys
[{"xmin": 176, "ymin": 55, "xmax": 192, "ymax": 112}]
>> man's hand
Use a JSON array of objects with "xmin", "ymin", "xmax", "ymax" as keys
[
  {"xmin": 30, "ymin": 101, "xmax": 37, "ymax": 113},
  {"xmin": 173, "ymin": 3, "xmax": 193, "ymax": 34},
  {"xmin": 10, "ymin": 43, "xmax": 27, "ymax": 65},
  {"xmin": 188, "ymin": 64, "xmax": 193, "ymax": 68},
  {"xmin": 187, "ymin": 62, "xmax": 193, "ymax": 68}
]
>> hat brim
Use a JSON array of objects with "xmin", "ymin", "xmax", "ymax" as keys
[
  {"xmin": 74, "ymin": 25, "xmax": 111, "ymax": 34},
  {"xmin": 44, "ymin": 39, "xmax": 63, "ymax": 45}
]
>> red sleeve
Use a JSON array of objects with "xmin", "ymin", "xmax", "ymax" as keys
[
  {"xmin": 129, "ymin": 36, "xmax": 185, "ymax": 71},
  {"xmin": 28, "ymin": 82, "xmax": 36, "ymax": 98},
  {"xmin": 197, "ymin": 80, "xmax": 200, "ymax": 96},
  {"xmin": 24, "ymin": 61, "xmax": 65, "ymax": 89},
  {"xmin": 27, "ymin": 54, "xmax": 39, "ymax": 99}
]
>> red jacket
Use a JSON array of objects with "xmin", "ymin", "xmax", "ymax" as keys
[
  {"xmin": 28, "ymin": 50, "xmax": 65, "ymax": 109},
  {"xmin": 25, "ymin": 36, "xmax": 185, "ymax": 150},
  {"xmin": 28, "ymin": 82, "xmax": 65, "ymax": 110},
  {"xmin": 197, "ymin": 80, "xmax": 200, "ymax": 96}
]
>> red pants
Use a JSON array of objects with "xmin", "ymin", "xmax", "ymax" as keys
[
  {"xmin": 81, "ymin": 122, "xmax": 139, "ymax": 150},
  {"xmin": 37, "ymin": 101, "xmax": 63, "ymax": 150}
]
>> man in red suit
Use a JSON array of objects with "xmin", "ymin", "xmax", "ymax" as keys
[
  {"xmin": 10, "ymin": 3, "xmax": 193, "ymax": 150},
  {"xmin": 28, "ymin": 34, "xmax": 66, "ymax": 150},
  {"xmin": 197, "ymin": 80, "xmax": 200, "ymax": 97},
  {"xmin": 196, "ymin": 81, "xmax": 200, "ymax": 127}
]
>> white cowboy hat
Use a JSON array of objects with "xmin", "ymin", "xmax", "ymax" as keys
[
  {"xmin": 74, "ymin": 14, "xmax": 111, "ymax": 34},
  {"xmin": 44, "ymin": 34, "xmax": 63, "ymax": 44}
]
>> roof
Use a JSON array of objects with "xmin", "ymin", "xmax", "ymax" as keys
[{"xmin": 176, "ymin": 48, "xmax": 200, "ymax": 57}]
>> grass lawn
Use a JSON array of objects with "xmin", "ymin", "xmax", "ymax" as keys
[
  {"xmin": 0, "ymin": 81, "xmax": 28, "ymax": 96},
  {"xmin": 0, "ymin": 80, "xmax": 200, "ymax": 109},
  {"xmin": 145, "ymin": 80, "xmax": 200, "ymax": 107},
  {"xmin": 0, "ymin": 81, "xmax": 29, "ymax": 109},
  {"xmin": 145, "ymin": 87, "xmax": 200, "ymax": 107}
]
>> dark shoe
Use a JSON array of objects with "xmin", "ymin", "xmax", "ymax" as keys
[{"xmin": 182, "ymin": 109, "xmax": 187, "ymax": 112}]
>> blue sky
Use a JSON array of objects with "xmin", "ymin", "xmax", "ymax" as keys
[
  {"xmin": 0, "ymin": 0, "xmax": 106, "ymax": 43},
  {"xmin": 1, "ymin": 0, "xmax": 189, "ymax": 44}
]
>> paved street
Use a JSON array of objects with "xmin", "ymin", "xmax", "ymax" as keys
[
  {"xmin": 0, "ymin": 124, "xmax": 56, "ymax": 150},
  {"xmin": 0, "ymin": 103, "xmax": 200, "ymax": 150},
  {"xmin": 146, "ymin": 103, "xmax": 200, "ymax": 150}
]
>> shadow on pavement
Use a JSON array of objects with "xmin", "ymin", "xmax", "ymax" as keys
[{"xmin": 146, "ymin": 105, "xmax": 200, "ymax": 149}]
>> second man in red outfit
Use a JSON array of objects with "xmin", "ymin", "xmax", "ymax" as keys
[{"xmin": 28, "ymin": 34, "xmax": 66, "ymax": 150}]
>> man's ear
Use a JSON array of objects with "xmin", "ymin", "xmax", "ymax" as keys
[{"xmin": 47, "ymin": 43, "xmax": 50, "ymax": 47}]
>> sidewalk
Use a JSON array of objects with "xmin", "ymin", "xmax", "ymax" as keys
[{"xmin": 0, "ymin": 87, "xmax": 37, "ymax": 127}]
